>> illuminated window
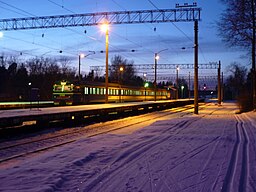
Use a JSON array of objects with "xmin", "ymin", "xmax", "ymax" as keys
[
  {"xmin": 92, "ymin": 88, "xmax": 96, "ymax": 94},
  {"xmin": 84, "ymin": 87, "xmax": 89, "ymax": 95}
]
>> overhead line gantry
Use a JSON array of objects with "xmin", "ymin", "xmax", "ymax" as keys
[
  {"xmin": 0, "ymin": 8, "xmax": 201, "ymax": 30},
  {"xmin": 90, "ymin": 63, "xmax": 218, "ymax": 71}
]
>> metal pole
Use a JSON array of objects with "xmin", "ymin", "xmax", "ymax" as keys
[
  {"xmin": 176, "ymin": 66, "xmax": 179, "ymax": 99},
  {"xmin": 194, "ymin": 20, "xmax": 199, "ymax": 114},
  {"xmin": 222, "ymin": 71, "xmax": 224, "ymax": 102},
  {"xmin": 105, "ymin": 28, "xmax": 109, "ymax": 103},
  {"xmin": 154, "ymin": 53, "xmax": 157, "ymax": 101},
  {"xmin": 189, "ymin": 71, "xmax": 191, "ymax": 99},
  {"xmin": 78, "ymin": 55, "xmax": 81, "ymax": 81},
  {"xmin": 252, "ymin": 0, "xmax": 256, "ymax": 110},
  {"xmin": 218, "ymin": 61, "xmax": 221, "ymax": 105}
]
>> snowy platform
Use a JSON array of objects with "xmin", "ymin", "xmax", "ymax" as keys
[
  {"xmin": 0, "ymin": 99, "xmax": 194, "ymax": 128},
  {"xmin": 0, "ymin": 102, "xmax": 255, "ymax": 191}
]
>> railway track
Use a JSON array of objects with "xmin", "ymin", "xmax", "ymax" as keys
[{"xmin": 0, "ymin": 104, "xmax": 209, "ymax": 163}]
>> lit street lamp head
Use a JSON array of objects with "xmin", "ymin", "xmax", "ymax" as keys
[
  {"xmin": 101, "ymin": 23, "xmax": 109, "ymax": 33},
  {"xmin": 79, "ymin": 53, "xmax": 85, "ymax": 58}
]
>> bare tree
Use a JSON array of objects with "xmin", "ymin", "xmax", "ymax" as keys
[
  {"xmin": 110, "ymin": 55, "xmax": 138, "ymax": 85},
  {"xmin": 218, "ymin": 0, "xmax": 256, "ymax": 110},
  {"xmin": 218, "ymin": 0, "xmax": 252, "ymax": 47}
]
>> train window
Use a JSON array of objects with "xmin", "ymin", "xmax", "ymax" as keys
[
  {"xmin": 121, "ymin": 90, "xmax": 124, "ymax": 95},
  {"xmin": 92, "ymin": 88, "xmax": 96, "ymax": 94},
  {"xmin": 84, "ymin": 87, "xmax": 89, "ymax": 95}
]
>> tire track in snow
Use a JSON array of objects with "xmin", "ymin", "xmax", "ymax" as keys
[
  {"xmin": 82, "ymin": 117, "xmax": 203, "ymax": 192},
  {"xmin": 195, "ymin": 117, "xmax": 227, "ymax": 192},
  {"xmin": 221, "ymin": 115, "xmax": 249, "ymax": 192},
  {"xmin": 239, "ymin": 113, "xmax": 256, "ymax": 191},
  {"xmin": 81, "ymin": 119, "xmax": 189, "ymax": 192}
]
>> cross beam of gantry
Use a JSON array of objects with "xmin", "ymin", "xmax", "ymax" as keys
[{"xmin": 0, "ymin": 8, "xmax": 201, "ymax": 30}]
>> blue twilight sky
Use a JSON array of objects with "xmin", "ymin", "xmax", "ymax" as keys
[{"xmin": 0, "ymin": 0, "xmax": 249, "ymax": 80}]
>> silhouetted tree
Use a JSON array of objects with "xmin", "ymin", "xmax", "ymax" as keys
[
  {"xmin": 218, "ymin": 0, "xmax": 253, "ymax": 48},
  {"xmin": 110, "ymin": 55, "xmax": 143, "ymax": 86},
  {"xmin": 218, "ymin": 0, "xmax": 256, "ymax": 109},
  {"xmin": 224, "ymin": 62, "xmax": 251, "ymax": 111}
]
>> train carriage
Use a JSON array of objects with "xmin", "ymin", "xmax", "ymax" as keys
[{"xmin": 53, "ymin": 80, "xmax": 170, "ymax": 105}]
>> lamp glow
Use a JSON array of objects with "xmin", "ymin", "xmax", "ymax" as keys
[{"xmin": 101, "ymin": 23, "xmax": 109, "ymax": 32}]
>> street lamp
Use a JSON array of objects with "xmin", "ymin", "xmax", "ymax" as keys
[
  {"xmin": 154, "ymin": 48, "xmax": 168, "ymax": 101},
  {"xmin": 144, "ymin": 82, "xmax": 149, "ymax": 101},
  {"xmin": 176, "ymin": 65, "xmax": 179, "ymax": 99},
  {"xmin": 181, "ymin": 85, "xmax": 184, "ymax": 99},
  {"xmin": 101, "ymin": 23, "xmax": 109, "ymax": 103},
  {"xmin": 78, "ymin": 51, "xmax": 95, "ymax": 81},
  {"xmin": 78, "ymin": 53, "xmax": 85, "ymax": 81},
  {"xmin": 119, "ymin": 66, "xmax": 124, "ymax": 102}
]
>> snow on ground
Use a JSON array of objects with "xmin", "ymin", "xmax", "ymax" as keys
[{"xmin": 0, "ymin": 102, "xmax": 256, "ymax": 192}]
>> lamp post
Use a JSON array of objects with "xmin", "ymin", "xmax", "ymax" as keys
[
  {"xmin": 119, "ymin": 66, "xmax": 124, "ymax": 102},
  {"xmin": 101, "ymin": 23, "xmax": 109, "ymax": 103},
  {"xmin": 181, "ymin": 85, "xmax": 184, "ymax": 99},
  {"xmin": 78, "ymin": 51, "xmax": 95, "ymax": 81},
  {"xmin": 144, "ymin": 82, "xmax": 149, "ymax": 101},
  {"xmin": 176, "ymin": 66, "xmax": 179, "ymax": 99},
  {"xmin": 188, "ymin": 72, "xmax": 191, "ymax": 99},
  {"xmin": 154, "ymin": 49, "xmax": 168, "ymax": 101},
  {"xmin": 78, "ymin": 53, "xmax": 85, "ymax": 81}
]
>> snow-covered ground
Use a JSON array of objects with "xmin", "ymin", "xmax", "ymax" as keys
[{"xmin": 0, "ymin": 102, "xmax": 256, "ymax": 192}]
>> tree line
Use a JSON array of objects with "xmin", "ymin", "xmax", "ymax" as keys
[
  {"xmin": 0, "ymin": 54, "xmax": 188, "ymax": 102},
  {"xmin": 0, "ymin": 55, "xmax": 157, "ymax": 101},
  {"xmin": 0, "ymin": 56, "xmax": 77, "ymax": 101}
]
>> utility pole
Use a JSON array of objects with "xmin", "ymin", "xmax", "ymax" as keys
[
  {"xmin": 218, "ymin": 61, "xmax": 221, "ymax": 105},
  {"xmin": 154, "ymin": 53, "xmax": 157, "ymax": 101},
  {"xmin": 222, "ymin": 72, "xmax": 224, "ymax": 102},
  {"xmin": 189, "ymin": 72, "xmax": 191, "ymax": 99},
  {"xmin": 252, "ymin": 0, "xmax": 256, "ymax": 110},
  {"xmin": 194, "ymin": 20, "xmax": 199, "ymax": 114}
]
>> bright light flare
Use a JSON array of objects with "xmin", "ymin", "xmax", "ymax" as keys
[
  {"xmin": 101, "ymin": 23, "xmax": 109, "ymax": 32},
  {"xmin": 0, "ymin": 32, "xmax": 3, "ymax": 38},
  {"xmin": 155, "ymin": 55, "xmax": 160, "ymax": 60},
  {"xmin": 79, "ymin": 53, "xmax": 85, "ymax": 58}
]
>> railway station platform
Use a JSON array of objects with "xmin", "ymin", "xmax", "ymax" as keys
[{"xmin": 0, "ymin": 99, "xmax": 198, "ymax": 128}]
